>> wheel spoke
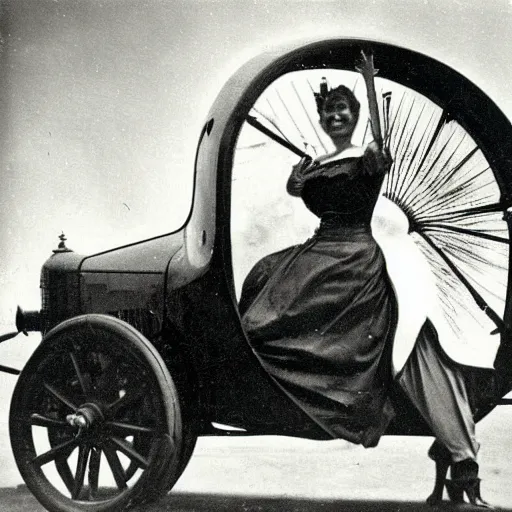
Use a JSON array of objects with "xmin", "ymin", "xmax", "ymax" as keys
[
  {"xmin": 103, "ymin": 444, "xmax": 127, "ymax": 491},
  {"xmin": 69, "ymin": 350, "xmax": 92, "ymax": 397},
  {"xmin": 109, "ymin": 436, "xmax": 149, "ymax": 469},
  {"xmin": 303, "ymin": 79, "xmax": 328, "ymax": 153},
  {"xmin": 44, "ymin": 383, "xmax": 78, "ymax": 411},
  {"xmin": 88, "ymin": 447, "xmax": 101, "ymax": 499},
  {"xmin": 107, "ymin": 384, "xmax": 146, "ymax": 416},
  {"xmin": 72, "ymin": 444, "xmax": 90, "ymax": 499},
  {"xmin": 32, "ymin": 438, "xmax": 78, "ymax": 467},
  {"xmin": 245, "ymin": 115, "xmax": 310, "ymax": 159},
  {"xmin": 97, "ymin": 360, "xmax": 114, "ymax": 385},
  {"xmin": 29, "ymin": 413, "xmax": 71, "ymax": 429},
  {"xmin": 56, "ymin": 457, "xmax": 75, "ymax": 494},
  {"xmin": 418, "ymin": 231, "xmax": 505, "ymax": 332},
  {"xmin": 415, "ymin": 202, "xmax": 505, "ymax": 225},
  {"xmin": 275, "ymin": 88, "xmax": 308, "ymax": 149},
  {"xmin": 107, "ymin": 421, "xmax": 155, "ymax": 436},
  {"xmin": 423, "ymin": 223, "xmax": 509, "ymax": 244},
  {"xmin": 92, "ymin": 358, "xmax": 120, "ymax": 400}
]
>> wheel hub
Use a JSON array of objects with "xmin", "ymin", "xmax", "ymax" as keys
[{"xmin": 66, "ymin": 402, "xmax": 105, "ymax": 430}]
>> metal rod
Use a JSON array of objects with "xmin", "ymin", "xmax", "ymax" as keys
[
  {"xmin": 415, "ymin": 202, "xmax": 506, "ymax": 224},
  {"xmin": 275, "ymin": 89, "xmax": 308, "ymax": 148},
  {"xmin": 305, "ymin": 78, "xmax": 328, "ymax": 153},
  {"xmin": 382, "ymin": 91, "xmax": 392, "ymax": 145},
  {"xmin": 422, "ymin": 223, "xmax": 509, "ymax": 244},
  {"xmin": 0, "ymin": 364, "xmax": 20, "ymax": 375},
  {"xmin": 417, "ymin": 231, "xmax": 505, "ymax": 332},
  {"xmin": 292, "ymin": 80, "xmax": 325, "ymax": 154},
  {"xmin": 245, "ymin": 115, "xmax": 310, "ymax": 159},
  {"xmin": 0, "ymin": 331, "xmax": 20, "ymax": 344}
]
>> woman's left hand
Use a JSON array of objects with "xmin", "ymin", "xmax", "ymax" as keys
[
  {"xmin": 355, "ymin": 50, "xmax": 378, "ymax": 80},
  {"xmin": 364, "ymin": 142, "xmax": 393, "ymax": 176},
  {"xmin": 356, "ymin": 49, "xmax": 383, "ymax": 149}
]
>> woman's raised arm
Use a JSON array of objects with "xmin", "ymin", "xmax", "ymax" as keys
[{"xmin": 356, "ymin": 50, "xmax": 383, "ymax": 150}]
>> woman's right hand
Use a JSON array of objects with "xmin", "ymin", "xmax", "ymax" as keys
[
  {"xmin": 292, "ymin": 155, "xmax": 313, "ymax": 177},
  {"xmin": 287, "ymin": 156, "xmax": 313, "ymax": 196}
]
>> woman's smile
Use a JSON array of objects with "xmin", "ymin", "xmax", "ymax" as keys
[
  {"xmin": 321, "ymin": 98, "xmax": 357, "ymax": 139},
  {"xmin": 326, "ymin": 113, "xmax": 355, "ymax": 136}
]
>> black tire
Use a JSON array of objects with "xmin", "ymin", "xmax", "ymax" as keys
[
  {"xmin": 9, "ymin": 314, "xmax": 184, "ymax": 512},
  {"xmin": 175, "ymin": 424, "xmax": 198, "ymax": 482}
]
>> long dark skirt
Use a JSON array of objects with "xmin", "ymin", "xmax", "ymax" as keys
[{"xmin": 240, "ymin": 225, "xmax": 396, "ymax": 446}]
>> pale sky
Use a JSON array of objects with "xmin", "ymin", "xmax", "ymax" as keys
[{"xmin": 0, "ymin": 0, "xmax": 511, "ymax": 321}]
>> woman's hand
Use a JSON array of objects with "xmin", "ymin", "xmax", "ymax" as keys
[
  {"xmin": 287, "ymin": 156, "xmax": 313, "ymax": 196},
  {"xmin": 355, "ymin": 49, "xmax": 383, "ymax": 149},
  {"xmin": 291, "ymin": 156, "xmax": 313, "ymax": 177},
  {"xmin": 355, "ymin": 50, "xmax": 378, "ymax": 81},
  {"xmin": 364, "ymin": 141, "xmax": 393, "ymax": 176}
]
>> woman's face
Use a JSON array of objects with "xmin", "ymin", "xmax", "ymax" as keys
[{"xmin": 320, "ymin": 95, "xmax": 357, "ymax": 139}]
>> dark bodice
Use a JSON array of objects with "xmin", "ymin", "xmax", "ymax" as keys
[{"xmin": 301, "ymin": 156, "xmax": 387, "ymax": 226}]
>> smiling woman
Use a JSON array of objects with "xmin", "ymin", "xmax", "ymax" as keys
[
  {"xmin": 231, "ymin": 64, "xmax": 507, "ymax": 372},
  {"xmin": 230, "ymin": 45, "xmax": 508, "ymax": 508},
  {"xmin": 318, "ymin": 84, "xmax": 359, "ymax": 140},
  {"xmin": 238, "ymin": 56, "xmax": 396, "ymax": 449}
]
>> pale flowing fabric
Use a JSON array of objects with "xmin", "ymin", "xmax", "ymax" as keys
[
  {"xmin": 398, "ymin": 324, "xmax": 480, "ymax": 462},
  {"xmin": 372, "ymin": 196, "xmax": 497, "ymax": 374},
  {"xmin": 372, "ymin": 196, "xmax": 480, "ymax": 462},
  {"xmin": 371, "ymin": 197, "xmax": 431, "ymax": 376}
]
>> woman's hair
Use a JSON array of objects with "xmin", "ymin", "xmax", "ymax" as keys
[{"xmin": 315, "ymin": 84, "xmax": 361, "ymax": 122}]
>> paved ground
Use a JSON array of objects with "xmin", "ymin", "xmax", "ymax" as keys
[{"xmin": 0, "ymin": 333, "xmax": 511, "ymax": 511}]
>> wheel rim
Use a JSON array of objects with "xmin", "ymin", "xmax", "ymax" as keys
[{"xmin": 10, "ymin": 315, "xmax": 181, "ymax": 511}]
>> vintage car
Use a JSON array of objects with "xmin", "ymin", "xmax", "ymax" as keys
[{"xmin": 2, "ymin": 37, "xmax": 512, "ymax": 512}]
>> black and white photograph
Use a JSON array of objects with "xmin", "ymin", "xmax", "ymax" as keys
[{"xmin": 1, "ymin": 1, "xmax": 512, "ymax": 511}]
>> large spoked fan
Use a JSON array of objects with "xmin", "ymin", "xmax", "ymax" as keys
[{"xmin": 231, "ymin": 68, "xmax": 508, "ymax": 369}]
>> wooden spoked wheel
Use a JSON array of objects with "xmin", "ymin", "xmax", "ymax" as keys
[{"xmin": 9, "ymin": 314, "xmax": 183, "ymax": 512}]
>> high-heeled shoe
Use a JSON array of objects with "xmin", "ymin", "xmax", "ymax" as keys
[
  {"xmin": 426, "ymin": 440, "xmax": 451, "ymax": 505},
  {"xmin": 426, "ymin": 443, "xmax": 494, "ymax": 509},
  {"xmin": 445, "ymin": 459, "xmax": 494, "ymax": 509}
]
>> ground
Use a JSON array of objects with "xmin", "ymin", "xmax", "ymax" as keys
[{"xmin": 0, "ymin": 333, "xmax": 511, "ymax": 512}]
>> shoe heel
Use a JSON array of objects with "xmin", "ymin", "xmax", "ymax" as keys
[{"xmin": 445, "ymin": 478, "xmax": 464, "ymax": 503}]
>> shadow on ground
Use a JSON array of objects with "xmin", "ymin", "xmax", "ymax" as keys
[
  {"xmin": 137, "ymin": 493, "xmax": 512, "ymax": 512},
  {"xmin": 3, "ymin": 486, "xmax": 511, "ymax": 512}
]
